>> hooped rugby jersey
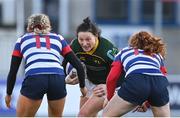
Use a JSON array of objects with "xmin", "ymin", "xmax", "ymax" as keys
[
  {"xmin": 12, "ymin": 32, "xmax": 72, "ymax": 76},
  {"xmin": 114, "ymin": 47, "xmax": 167, "ymax": 77}
]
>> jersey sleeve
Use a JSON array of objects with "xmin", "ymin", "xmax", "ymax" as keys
[
  {"xmin": 106, "ymin": 54, "xmax": 123, "ymax": 101},
  {"xmin": 7, "ymin": 37, "xmax": 23, "ymax": 95},
  {"xmin": 158, "ymin": 54, "xmax": 167, "ymax": 76},
  {"xmin": 64, "ymin": 51, "xmax": 85, "ymax": 88},
  {"xmin": 12, "ymin": 38, "xmax": 23, "ymax": 57},
  {"xmin": 58, "ymin": 35, "xmax": 72, "ymax": 56},
  {"xmin": 6, "ymin": 56, "xmax": 22, "ymax": 95}
]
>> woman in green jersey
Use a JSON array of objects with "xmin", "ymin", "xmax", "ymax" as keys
[{"xmin": 63, "ymin": 17, "xmax": 124, "ymax": 116}]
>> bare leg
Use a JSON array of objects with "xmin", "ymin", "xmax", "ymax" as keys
[
  {"xmin": 151, "ymin": 103, "xmax": 170, "ymax": 117},
  {"xmin": 48, "ymin": 97, "xmax": 66, "ymax": 117},
  {"xmin": 79, "ymin": 96, "xmax": 89, "ymax": 109},
  {"xmin": 102, "ymin": 94, "xmax": 136, "ymax": 117},
  {"xmin": 78, "ymin": 95, "xmax": 105, "ymax": 117},
  {"xmin": 16, "ymin": 94, "xmax": 42, "ymax": 117}
]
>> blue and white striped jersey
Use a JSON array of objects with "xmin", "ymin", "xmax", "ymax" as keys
[
  {"xmin": 12, "ymin": 32, "xmax": 72, "ymax": 76},
  {"xmin": 114, "ymin": 47, "xmax": 165, "ymax": 77}
]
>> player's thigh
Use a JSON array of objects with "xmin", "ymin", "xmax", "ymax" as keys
[
  {"xmin": 48, "ymin": 97, "xmax": 66, "ymax": 116},
  {"xmin": 79, "ymin": 95, "xmax": 105, "ymax": 116},
  {"xmin": 16, "ymin": 94, "xmax": 42, "ymax": 117},
  {"xmin": 151, "ymin": 103, "xmax": 170, "ymax": 117},
  {"xmin": 79, "ymin": 96, "xmax": 89, "ymax": 109},
  {"xmin": 102, "ymin": 94, "xmax": 136, "ymax": 117}
]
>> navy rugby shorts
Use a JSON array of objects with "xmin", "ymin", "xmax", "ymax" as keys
[
  {"xmin": 118, "ymin": 73, "xmax": 169, "ymax": 107},
  {"xmin": 21, "ymin": 74, "xmax": 67, "ymax": 100}
]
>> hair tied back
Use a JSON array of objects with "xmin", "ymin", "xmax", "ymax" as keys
[{"xmin": 83, "ymin": 17, "xmax": 91, "ymax": 25}]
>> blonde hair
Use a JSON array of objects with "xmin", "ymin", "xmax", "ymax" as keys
[
  {"xmin": 27, "ymin": 14, "xmax": 51, "ymax": 34},
  {"xmin": 129, "ymin": 31, "xmax": 166, "ymax": 58}
]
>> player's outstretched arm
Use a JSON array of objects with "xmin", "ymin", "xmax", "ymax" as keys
[{"xmin": 6, "ymin": 56, "xmax": 22, "ymax": 108}]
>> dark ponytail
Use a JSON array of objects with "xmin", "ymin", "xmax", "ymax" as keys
[
  {"xmin": 83, "ymin": 17, "xmax": 91, "ymax": 26},
  {"xmin": 76, "ymin": 17, "xmax": 101, "ymax": 37}
]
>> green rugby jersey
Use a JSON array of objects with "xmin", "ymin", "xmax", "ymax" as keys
[{"xmin": 70, "ymin": 37, "xmax": 119, "ymax": 84}]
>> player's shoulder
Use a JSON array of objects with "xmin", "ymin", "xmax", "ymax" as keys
[
  {"xmin": 100, "ymin": 37, "xmax": 114, "ymax": 46},
  {"xmin": 70, "ymin": 38, "xmax": 78, "ymax": 45},
  {"xmin": 99, "ymin": 37, "xmax": 117, "ymax": 51},
  {"xmin": 16, "ymin": 33, "xmax": 34, "ymax": 43},
  {"xmin": 49, "ymin": 33, "xmax": 65, "ymax": 40},
  {"xmin": 70, "ymin": 38, "xmax": 82, "ymax": 52}
]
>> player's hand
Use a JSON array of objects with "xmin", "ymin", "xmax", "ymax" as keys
[
  {"xmin": 132, "ymin": 101, "xmax": 150, "ymax": 113},
  {"xmin": 80, "ymin": 87, "xmax": 87, "ymax": 97},
  {"xmin": 65, "ymin": 75, "xmax": 79, "ymax": 85},
  {"xmin": 93, "ymin": 84, "xmax": 106, "ymax": 97},
  {"xmin": 5, "ymin": 94, "xmax": 11, "ymax": 108},
  {"xmin": 65, "ymin": 69, "xmax": 79, "ymax": 85}
]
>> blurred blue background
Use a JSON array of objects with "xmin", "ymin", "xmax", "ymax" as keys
[{"xmin": 0, "ymin": 0, "xmax": 180, "ymax": 116}]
